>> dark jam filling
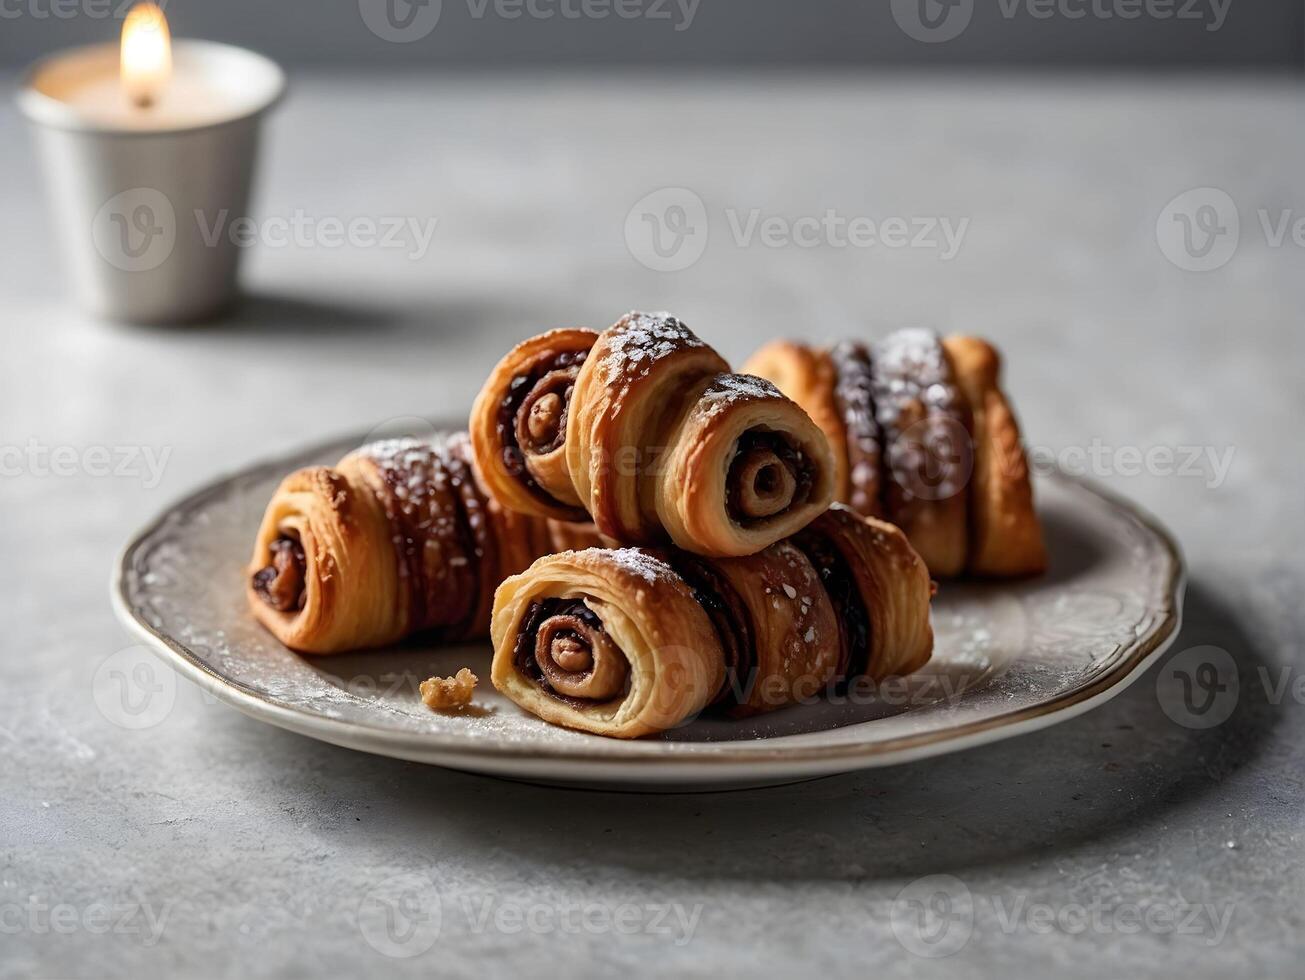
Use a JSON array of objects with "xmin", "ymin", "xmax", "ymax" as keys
[
  {"xmin": 252, "ymin": 535, "xmax": 307, "ymax": 612},
  {"xmin": 495, "ymin": 348, "xmax": 590, "ymax": 515},
  {"xmin": 792, "ymin": 528, "xmax": 870, "ymax": 683},
  {"xmin": 513, "ymin": 598, "xmax": 620, "ymax": 706},
  {"xmin": 660, "ymin": 552, "xmax": 756, "ymax": 709},
  {"xmin": 829, "ymin": 342, "xmax": 882, "ymax": 515},
  {"xmin": 724, "ymin": 431, "xmax": 816, "ymax": 526},
  {"xmin": 437, "ymin": 447, "xmax": 492, "ymax": 636},
  {"xmin": 372, "ymin": 443, "xmax": 481, "ymax": 635}
]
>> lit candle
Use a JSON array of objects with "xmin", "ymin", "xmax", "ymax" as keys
[
  {"xmin": 17, "ymin": 4, "xmax": 284, "ymax": 323},
  {"xmin": 120, "ymin": 2, "xmax": 171, "ymax": 109}
]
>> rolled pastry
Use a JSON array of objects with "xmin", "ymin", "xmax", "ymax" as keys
[
  {"xmin": 871, "ymin": 329, "xmax": 971, "ymax": 578},
  {"xmin": 744, "ymin": 330, "xmax": 1043, "ymax": 578},
  {"xmin": 247, "ymin": 433, "xmax": 595, "ymax": 654},
  {"xmin": 942, "ymin": 337, "xmax": 1046, "ymax": 576},
  {"xmin": 490, "ymin": 503, "xmax": 934, "ymax": 738},
  {"xmin": 470, "ymin": 311, "xmax": 835, "ymax": 557}
]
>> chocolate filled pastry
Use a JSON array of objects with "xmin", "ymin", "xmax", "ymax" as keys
[
  {"xmin": 744, "ymin": 330, "xmax": 1044, "ymax": 578},
  {"xmin": 247, "ymin": 433, "xmax": 598, "ymax": 655},
  {"xmin": 470, "ymin": 311, "xmax": 835, "ymax": 558},
  {"xmin": 490, "ymin": 504, "xmax": 934, "ymax": 738}
]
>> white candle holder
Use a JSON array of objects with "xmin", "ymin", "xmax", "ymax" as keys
[{"xmin": 18, "ymin": 40, "xmax": 285, "ymax": 324}]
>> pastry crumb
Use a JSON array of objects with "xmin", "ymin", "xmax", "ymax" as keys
[{"xmin": 420, "ymin": 668, "xmax": 478, "ymax": 711}]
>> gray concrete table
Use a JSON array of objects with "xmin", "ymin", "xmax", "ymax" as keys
[{"xmin": 2, "ymin": 72, "xmax": 1302, "ymax": 979}]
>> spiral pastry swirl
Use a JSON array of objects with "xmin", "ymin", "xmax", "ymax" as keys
[
  {"xmin": 745, "ymin": 330, "xmax": 1044, "ymax": 578},
  {"xmin": 470, "ymin": 312, "xmax": 835, "ymax": 557},
  {"xmin": 247, "ymin": 433, "xmax": 597, "ymax": 654},
  {"xmin": 490, "ymin": 504, "xmax": 934, "ymax": 738}
]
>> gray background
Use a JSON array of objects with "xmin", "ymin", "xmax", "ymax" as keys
[
  {"xmin": 3, "ymin": 66, "xmax": 1303, "ymax": 977},
  {"xmin": 1, "ymin": 0, "xmax": 1302, "ymax": 69},
  {"xmin": 4, "ymin": 0, "xmax": 1305, "ymax": 977}
]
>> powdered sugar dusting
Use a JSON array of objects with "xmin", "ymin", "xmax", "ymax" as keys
[
  {"xmin": 121, "ymin": 430, "xmax": 1178, "ymax": 764},
  {"xmin": 605, "ymin": 547, "xmax": 678, "ymax": 587},
  {"xmin": 596, "ymin": 311, "xmax": 705, "ymax": 388},
  {"xmin": 699, "ymin": 373, "xmax": 782, "ymax": 416}
]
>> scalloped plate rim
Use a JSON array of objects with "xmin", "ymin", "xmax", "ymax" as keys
[{"xmin": 109, "ymin": 430, "xmax": 1186, "ymax": 786}]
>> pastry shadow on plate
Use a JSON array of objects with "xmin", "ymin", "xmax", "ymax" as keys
[
  {"xmin": 1038, "ymin": 502, "xmax": 1110, "ymax": 586},
  {"xmin": 249, "ymin": 579, "xmax": 1280, "ymax": 883}
]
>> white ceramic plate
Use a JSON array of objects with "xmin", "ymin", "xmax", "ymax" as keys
[{"xmin": 112, "ymin": 431, "xmax": 1184, "ymax": 791}]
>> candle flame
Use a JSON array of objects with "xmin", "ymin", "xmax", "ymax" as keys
[{"xmin": 121, "ymin": 3, "xmax": 171, "ymax": 109}]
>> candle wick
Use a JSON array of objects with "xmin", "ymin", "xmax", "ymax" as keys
[{"xmin": 133, "ymin": 93, "xmax": 154, "ymax": 110}]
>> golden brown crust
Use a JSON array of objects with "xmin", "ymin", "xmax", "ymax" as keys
[
  {"xmin": 801, "ymin": 505, "xmax": 934, "ymax": 680},
  {"xmin": 247, "ymin": 433, "xmax": 597, "ymax": 655},
  {"xmin": 247, "ymin": 463, "xmax": 407, "ymax": 654},
  {"xmin": 568, "ymin": 312, "xmax": 731, "ymax": 544},
  {"xmin": 656, "ymin": 372, "xmax": 836, "ymax": 556},
  {"xmin": 468, "ymin": 328, "xmax": 599, "ymax": 522},
  {"xmin": 490, "ymin": 521, "xmax": 935, "ymax": 737},
  {"xmin": 709, "ymin": 541, "xmax": 841, "ymax": 716},
  {"xmin": 742, "ymin": 341, "xmax": 849, "ymax": 502},
  {"xmin": 748, "ymin": 331, "xmax": 1044, "ymax": 579},
  {"xmin": 420, "ymin": 668, "xmax": 478, "ymax": 711},
  {"xmin": 943, "ymin": 336, "xmax": 1046, "ymax": 577},
  {"xmin": 472, "ymin": 312, "xmax": 836, "ymax": 557},
  {"xmin": 344, "ymin": 441, "xmax": 480, "ymax": 635},
  {"xmin": 544, "ymin": 519, "xmax": 607, "ymax": 553},
  {"xmin": 490, "ymin": 548, "xmax": 725, "ymax": 738}
]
